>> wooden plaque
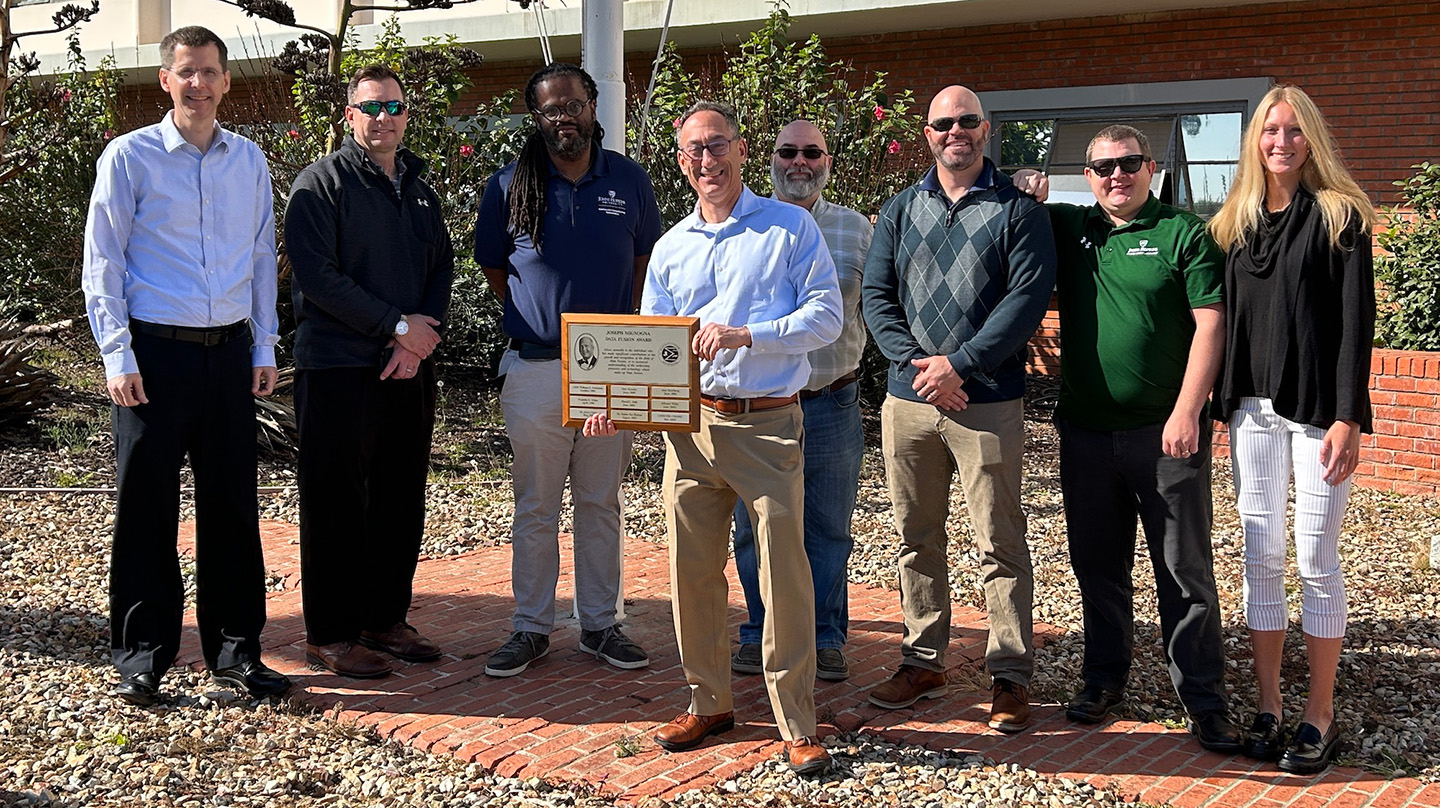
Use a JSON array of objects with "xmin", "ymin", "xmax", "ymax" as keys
[{"xmin": 561, "ymin": 313, "xmax": 701, "ymax": 432}]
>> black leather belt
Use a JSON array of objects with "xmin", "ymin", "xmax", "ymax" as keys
[
  {"xmin": 699, "ymin": 394, "xmax": 798, "ymax": 414},
  {"xmin": 509, "ymin": 338, "xmax": 561, "ymax": 360},
  {"xmin": 130, "ymin": 318, "xmax": 249, "ymax": 347},
  {"xmin": 799, "ymin": 370, "xmax": 859, "ymax": 400}
]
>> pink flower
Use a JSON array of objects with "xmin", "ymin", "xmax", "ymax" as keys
[
  {"xmin": 460, "ymin": 144, "xmax": 474, "ymax": 157},
  {"xmin": 887, "ymin": 139, "xmax": 901, "ymax": 154},
  {"xmin": 873, "ymin": 105, "xmax": 886, "ymax": 121},
  {"xmin": 287, "ymin": 129, "xmax": 300, "ymax": 140},
  {"xmin": 103, "ymin": 129, "xmax": 115, "ymax": 140},
  {"xmin": 672, "ymin": 116, "xmax": 682, "ymax": 129},
  {"xmin": 60, "ymin": 88, "xmax": 73, "ymax": 103}
]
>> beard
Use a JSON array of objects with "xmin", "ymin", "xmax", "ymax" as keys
[
  {"xmin": 770, "ymin": 160, "xmax": 830, "ymax": 202},
  {"xmin": 542, "ymin": 118, "xmax": 594, "ymax": 160},
  {"xmin": 930, "ymin": 132, "xmax": 986, "ymax": 171}
]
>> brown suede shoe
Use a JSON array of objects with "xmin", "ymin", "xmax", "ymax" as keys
[
  {"xmin": 785, "ymin": 736, "xmax": 832, "ymax": 775},
  {"xmin": 360, "ymin": 622, "xmax": 442, "ymax": 662},
  {"xmin": 306, "ymin": 641, "xmax": 393, "ymax": 679},
  {"xmin": 989, "ymin": 679, "xmax": 1031, "ymax": 733},
  {"xmin": 867, "ymin": 665, "xmax": 948, "ymax": 709},
  {"xmin": 652, "ymin": 711, "xmax": 735, "ymax": 752}
]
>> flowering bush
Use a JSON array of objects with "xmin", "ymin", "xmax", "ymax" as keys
[{"xmin": 627, "ymin": 5, "xmax": 925, "ymax": 226}]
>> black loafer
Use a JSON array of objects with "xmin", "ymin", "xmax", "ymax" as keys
[
  {"xmin": 211, "ymin": 659, "xmax": 293, "ymax": 698},
  {"xmin": 1065, "ymin": 685, "xmax": 1123, "ymax": 724},
  {"xmin": 1278, "ymin": 721, "xmax": 1342, "ymax": 775},
  {"xmin": 1243, "ymin": 712, "xmax": 1286, "ymax": 761},
  {"xmin": 114, "ymin": 671, "xmax": 160, "ymax": 706},
  {"xmin": 1187, "ymin": 710, "xmax": 1242, "ymax": 753}
]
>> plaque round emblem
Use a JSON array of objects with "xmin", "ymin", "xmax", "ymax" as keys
[{"xmin": 660, "ymin": 344, "xmax": 681, "ymax": 364}]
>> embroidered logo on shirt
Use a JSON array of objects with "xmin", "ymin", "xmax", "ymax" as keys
[
  {"xmin": 1127, "ymin": 238, "xmax": 1159, "ymax": 257},
  {"xmin": 1080, "ymin": 236, "xmax": 1094, "ymax": 250},
  {"xmin": 597, "ymin": 190, "xmax": 627, "ymax": 217},
  {"xmin": 415, "ymin": 198, "xmax": 430, "ymax": 208}
]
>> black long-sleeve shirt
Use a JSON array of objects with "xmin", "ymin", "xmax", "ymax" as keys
[
  {"xmin": 1213, "ymin": 186, "xmax": 1374, "ymax": 431},
  {"xmin": 285, "ymin": 136, "xmax": 454, "ymax": 369}
]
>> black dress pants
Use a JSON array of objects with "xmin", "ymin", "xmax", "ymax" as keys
[
  {"xmin": 110, "ymin": 330, "xmax": 266, "ymax": 677},
  {"xmin": 295, "ymin": 363, "xmax": 436, "ymax": 645},
  {"xmin": 1057, "ymin": 415, "xmax": 1228, "ymax": 715}
]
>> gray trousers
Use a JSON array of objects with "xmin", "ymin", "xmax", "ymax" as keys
[
  {"xmin": 880, "ymin": 395, "xmax": 1034, "ymax": 685},
  {"xmin": 501, "ymin": 353, "xmax": 631, "ymax": 634}
]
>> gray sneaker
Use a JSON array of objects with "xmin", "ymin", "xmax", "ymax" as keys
[
  {"xmin": 484, "ymin": 631, "xmax": 549, "ymax": 678},
  {"xmin": 816, "ymin": 647, "xmax": 849, "ymax": 681},
  {"xmin": 579, "ymin": 624, "xmax": 650, "ymax": 670},
  {"xmin": 731, "ymin": 643, "xmax": 762, "ymax": 675}
]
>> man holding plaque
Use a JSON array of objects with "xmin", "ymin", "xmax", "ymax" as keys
[
  {"xmin": 585, "ymin": 100, "xmax": 841, "ymax": 776},
  {"xmin": 730, "ymin": 120, "xmax": 873, "ymax": 684},
  {"xmin": 475, "ymin": 63, "xmax": 661, "ymax": 678}
]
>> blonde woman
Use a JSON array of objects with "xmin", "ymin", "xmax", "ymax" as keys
[{"xmin": 1209, "ymin": 85, "xmax": 1375, "ymax": 775}]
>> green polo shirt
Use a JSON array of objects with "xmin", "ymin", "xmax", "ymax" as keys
[{"xmin": 1049, "ymin": 195, "xmax": 1224, "ymax": 431}]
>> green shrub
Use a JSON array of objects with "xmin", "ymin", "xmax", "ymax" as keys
[{"xmin": 1376, "ymin": 161, "xmax": 1440, "ymax": 351}]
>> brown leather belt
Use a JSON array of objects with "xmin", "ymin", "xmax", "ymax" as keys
[
  {"xmin": 799, "ymin": 370, "xmax": 858, "ymax": 400},
  {"xmin": 699, "ymin": 394, "xmax": 798, "ymax": 414}
]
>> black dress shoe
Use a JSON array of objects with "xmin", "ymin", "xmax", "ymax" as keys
[
  {"xmin": 1187, "ymin": 710, "xmax": 1242, "ymax": 753},
  {"xmin": 114, "ymin": 672, "xmax": 159, "ymax": 706},
  {"xmin": 1242, "ymin": 712, "xmax": 1286, "ymax": 761},
  {"xmin": 1278, "ymin": 721, "xmax": 1342, "ymax": 775},
  {"xmin": 211, "ymin": 659, "xmax": 293, "ymax": 698},
  {"xmin": 1066, "ymin": 685, "xmax": 1123, "ymax": 724}
]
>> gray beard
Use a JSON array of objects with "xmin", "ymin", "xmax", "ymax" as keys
[
  {"xmin": 543, "ymin": 122, "xmax": 592, "ymax": 160},
  {"xmin": 771, "ymin": 162, "xmax": 829, "ymax": 202}
]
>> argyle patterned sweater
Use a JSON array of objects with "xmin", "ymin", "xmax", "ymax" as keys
[{"xmin": 862, "ymin": 162, "xmax": 1057, "ymax": 405}]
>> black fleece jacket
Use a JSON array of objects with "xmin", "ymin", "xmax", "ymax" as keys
[{"xmin": 285, "ymin": 136, "xmax": 454, "ymax": 369}]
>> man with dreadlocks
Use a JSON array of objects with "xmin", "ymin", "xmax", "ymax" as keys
[{"xmin": 475, "ymin": 63, "xmax": 662, "ymax": 679}]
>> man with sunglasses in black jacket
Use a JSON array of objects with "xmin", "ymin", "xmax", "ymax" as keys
[{"xmin": 285, "ymin": 64, "xmax": 453, "ymax": 680}]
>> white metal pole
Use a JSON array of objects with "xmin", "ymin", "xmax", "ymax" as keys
[
  {"xmin": 581, "ymin": 0, "xmax": 629, "ymax": 622},
  {"xmin": 582, "ymin": 0, "xmax": 626, "ymax": 155}
]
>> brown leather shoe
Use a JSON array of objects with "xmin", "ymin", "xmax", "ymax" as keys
[
  {"xmin": 989, "ymin": 679, "xmax": 1031, "ymax": 733},
  {"xmin": 306, "ymin": 641, "xmax": 393, "ymax": 679},
  {"xmin": 868, "ymin": 665, "xmax": 948, "ymax": 709},
  {"xmin": 360, "ymin": 622, "xmax": 442, "ymax": 662},
  {"xmin": 785, "ymin": 736, "xmax": 832, "ymax": 775},
  {"xmin": 652, "ymin": 711, "xmax": 735, "ymax": 752}
]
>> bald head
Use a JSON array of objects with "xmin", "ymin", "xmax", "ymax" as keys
[
  {"xmin": 928, "ymin": 85, "xmax": 984, "ymax": 121},
  {"xmin": 771, "ymin": 119, "xmax": 832, "ymax": 207}
]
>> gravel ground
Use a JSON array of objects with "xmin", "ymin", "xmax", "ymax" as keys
[{"xmin": 3, "ymin": 371, "xmax": 1438, "ymax": 806}]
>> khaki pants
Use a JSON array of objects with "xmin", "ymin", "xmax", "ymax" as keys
[
  {"xmin": 662, "ymin": 403, "xmax": 817, "ymax": 740},
  {"xmin": 880, "ymin": 395, "xmax": 1034, "ymax": 685}
]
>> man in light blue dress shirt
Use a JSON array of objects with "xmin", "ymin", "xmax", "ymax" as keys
[
  {"xmin": 584, "ymin": 101, "xmax": 841, "ymax": 776},
  {"xmin": 81, "ymin": 26, "xmax": 289, "ymax": 706}
]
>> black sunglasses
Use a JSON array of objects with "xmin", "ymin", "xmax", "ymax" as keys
[
  {"xmin": 349, "ymin": 100, "xmax": 408, "ymax": 117},
  {"xmin": 928, "ymin": 114, "xmax": 984, "ymax": 132},
  {"xmin": 1086, "ymin": 154, "xmax": 1149, "ymax": 176},
  {"xmin": 774, "ymin": 146, "xmax": 827, "ymax": 160}
]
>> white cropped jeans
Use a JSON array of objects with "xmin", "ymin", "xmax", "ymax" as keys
[{"xmin": 1229, "ymin": 397, "xmax": 1350, "ymax": 639}]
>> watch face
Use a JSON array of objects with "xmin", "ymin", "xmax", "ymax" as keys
[{"xmin": 396, "ymin": 319, "xmax": 409, "ymax": 336}]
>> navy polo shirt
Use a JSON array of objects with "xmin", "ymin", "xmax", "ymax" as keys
[{"xmin": 475, "ymin": 145, "xmax": 662, "ymax": 346}]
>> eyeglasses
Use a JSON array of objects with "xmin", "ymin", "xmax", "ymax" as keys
[
  {"xmin": 349, "ymin": 100, "xmax": 408, "ymax": 117},
  {"xmin": 533, "ymin": 99, "xmax": 589, "ymax": 122},
  {"xmin": 927, "ymin": 114, "xmax": 985, "ymax": 132},
  {"xmin": 1086, "ymin": 154, "xmax": 1149, "ymax": 176},
  {"xmin": 774, "ymin": 146, "xmax": 827, "ymax": 160},
  {"xmin": 679, "ymin": 138, "xmax": 737, "ymax": 160}
]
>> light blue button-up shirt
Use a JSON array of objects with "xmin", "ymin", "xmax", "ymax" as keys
[
  {"xmin": 643, "ymin": 187, "xmax": 842, "ymax": 398},
  {"xmin": 83, "ymin": 112, "xmax": 280, "ymax": 377}
]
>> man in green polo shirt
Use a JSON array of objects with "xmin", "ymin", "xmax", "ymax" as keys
[{"xmin": 1026, "ymin": 124, "xmax": 1239, "ymax": 753}]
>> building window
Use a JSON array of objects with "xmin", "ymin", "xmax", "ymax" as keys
[{"xmin": 982, "ymin": 78, "xmax": 1270, "ymax": 218}]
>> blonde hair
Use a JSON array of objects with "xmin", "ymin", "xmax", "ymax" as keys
[{"xmin": 1208, "ymin": 85, "xmax": 1375, "ymax": 251}]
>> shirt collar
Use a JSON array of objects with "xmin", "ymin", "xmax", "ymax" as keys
[
  {"xmin": 690, "ymin": 185, "xmax": 760, "ymax": 228},
  {"xmin": 1086, "ymin": 193, "xmax": 1162, "ymax": 232},
  {"xmin": 545, "ymin": 142, "xmax": 610, "ymax": 183},
  {"xmin": 917, "ymin": 158, "xmax": 998, "ymax": 195},
  {"xmin": 160, "ymin": 111, "xmax": 227, "ymax": 154},
  {"xmin": 769, "ymin": 191, "xmax": 829, "ymax": 218}
]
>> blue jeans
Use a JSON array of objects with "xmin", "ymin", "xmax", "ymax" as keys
[{"xmin": 733, "ymin": 381, "xmax": 863, "ymax": 649}]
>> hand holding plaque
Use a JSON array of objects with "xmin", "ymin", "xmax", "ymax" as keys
[{"xmin": 561, "ymin": 313, "xmax": 701, "ymax": 432}]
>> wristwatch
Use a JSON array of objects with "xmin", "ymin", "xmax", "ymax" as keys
[{"xmin": 394, "ymin": 315, "xmax": 409, "ymax": 337}]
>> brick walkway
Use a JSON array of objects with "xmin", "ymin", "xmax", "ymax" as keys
[{"xmin": 176, "ymin": 522, "xmax": 1439, "ymax": 806}]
